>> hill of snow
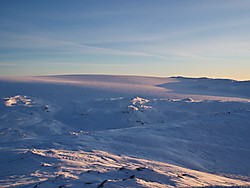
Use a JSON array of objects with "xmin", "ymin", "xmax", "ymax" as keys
[{"xmin": 0, "ymin": 75, "xmax": 250, "ymax": 187}]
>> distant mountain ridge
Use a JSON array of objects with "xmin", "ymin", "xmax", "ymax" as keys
[{"xmin": 160, "ymin": 76, "xmax": 250, "ymax": 99}]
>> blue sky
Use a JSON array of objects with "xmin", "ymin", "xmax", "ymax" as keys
[{"xmin": 0, "ymin": 0, "xmax": 250, "ymax": 80}]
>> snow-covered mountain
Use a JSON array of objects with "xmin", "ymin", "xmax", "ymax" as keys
[{"xmin": 0, "ymin": 75, "xmax": 249, "ymax": 187}]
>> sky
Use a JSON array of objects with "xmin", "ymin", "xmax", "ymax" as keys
[{"xmin": 0, "ymin": 0, "xmax": 250, "ymax": 80}]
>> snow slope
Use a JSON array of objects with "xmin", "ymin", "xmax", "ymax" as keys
[{"xmin": 0, "ymin": 75, "xmax": 250, "ymax": 187}]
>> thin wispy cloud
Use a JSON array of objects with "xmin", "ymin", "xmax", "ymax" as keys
[
  {"xmin": 0, "ymin": 32, "xmax": 168, "ymax": 60},
  {"xmin": 68, "ymin": 42, "xmax": 168, "ymax": 60}
]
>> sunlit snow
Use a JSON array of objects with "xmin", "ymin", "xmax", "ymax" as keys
[{"xmin": 0, "ymin": 75, "xmax": 249, "ymax": 187}]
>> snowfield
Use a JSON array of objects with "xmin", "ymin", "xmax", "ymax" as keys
[{"xmin": 0, "ymin": 75, "xmax": 250, "ymax": 187}]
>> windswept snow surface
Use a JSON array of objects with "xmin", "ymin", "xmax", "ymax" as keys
[{"xmin": 0, "ymin": 75, "xmax": 250, "ymax": 187}]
